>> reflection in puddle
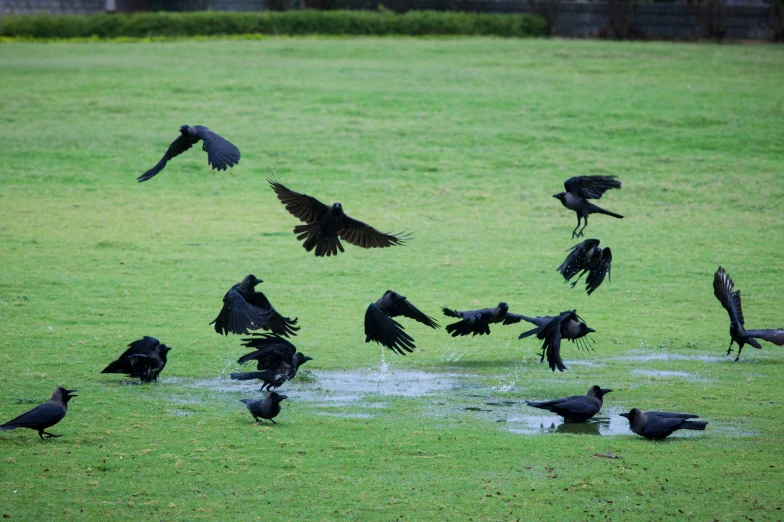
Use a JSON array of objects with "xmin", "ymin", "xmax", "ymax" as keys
[{"xmin": 505, "ymin": 414, "xmax": 628, "ymax": 436}]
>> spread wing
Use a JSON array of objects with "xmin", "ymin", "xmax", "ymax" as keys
[
  {"xmin": 586, "ymin": 248, "xmax": 612, "ymax": 295},
  {"xmin": 388, "ymin": 298, "xmax": 439, "ymax": 329},
  {"xmin": 365, "ymin": 303, "xmax": 416, "ymax": 355},
  {"xmin": 558, "ymin": 239, "xmax": 599, "ymax": 280},
  {"xmin": 564, "ymin": 176, "xmax": 621, "ymax": 200},
  {"xmin": 194, "ymin": 126, "xmax": 240, "ymax": 171},
  {"xmin": 244, "ymin": 291, "xmax": 300, "ymax": 338},
  {"xmin": 713, "ymin": 267, "xmax": 744, "ymax": 327},
  {"xmin": 338, "ymin": 214, "xmax": 411, "ymax": 250},
  {"xmin": 122, "ymin": 336, "xmax": 160, "ymax": 358},
  {"xmin": 211, "ymin": 289, "xmax": 276, "ymax": 336},
  {"xmin": 503, "ymin": 313, "xmax": 526, "ymax": 325},
  {"xmin": 537, "ymin": 311, "xmax": 576, "ymax": 372},
  {"xmin": 746, "ymin": 329, "xmax": 784, "ymax": 346},
  {"xmin": 268, "ymin": 178, "xmax": 328, "ymax": 225},
  {"xmin": 238, "ymin": 334, "xmax": 296, "ymax": 369},
  {"xmin": 138, "ymin": 134, "xmax": 194, "ymax": 182},
  {"xmin": 0, "ymin": 402, "xmax": 64, "ymax": 430},
  {"xmin": 443, "ymin": 308, "xmax": 490, "ymax": 337}
]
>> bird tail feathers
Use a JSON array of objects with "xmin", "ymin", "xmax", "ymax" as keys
[
  {"xmin": 680, "ymin": 421, "xmax": 708, "ymax": 431},
  {"xmin": 230, "ymin": 372, "xmax": 264, "ymax": 381}
]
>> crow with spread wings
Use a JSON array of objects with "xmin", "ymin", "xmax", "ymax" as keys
[
  {"xmin": 442, "ymin": 302, "xmax": 525, "ymax": 337},
  {"xmin": 230, "ymin": 334, "xmax": 312, "ymax": 390},
  {"xmin": 101, "ymin": 336, "xmax": 171, "ymax": 383},
  {"xmin": 211, "ymin": 275, "xmax": 299, "ymax": 337},
  {"xmin": 268, "ymin": 179, "xmax": 411, "ymax": 257},
  {"xmin": 518, "ymin": 310, "xmax": 595, "ymax": 372},
  {"xmin": 557, "ymin": 239, "xmax": 613, "ymax": 295},
  {"xmin": 553, "ymin": 176, "xmax": 623, "ymax": 239},
  {"xmin": 137, "ymin": 125, "xmax": 240, "ymax": 182},
  {"xmin": 364, "ymin": 290, "xmax": 439, "ymax": 355}
]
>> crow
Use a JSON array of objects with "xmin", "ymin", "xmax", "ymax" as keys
[
  {"xmin": 0, "ymin": 387, "xmax": 77, "ymax": 440},
  {"xmin": 212, "ymin": 275, "xmax": 299, "ymax": 337},
  {"xmin": 713, "ymin": 267, "xmax": 784, "ymax": 361},
  {"xmin": 518, "ymin": 311, "xmax": 595, "ymax": 372},
  {"xmin": 101, "ymin": 336, "xmax": 171, "ymax": 383},
  {"xmin": 230, "ymin": 334, "xmax": 312, "ymax": 390},
  {"xmin": 526, "ymin": 385, "xmax": 612, "ymax": 422},
  {"xmin": 619, "ymin": 409, "xmax": 708, "ymax": 440},
  {"xmin": 553, "ymin": 176, "xmax": 623, "ymax": 239},
  {"xmin": 137, "ymin": 125, "xmax": 240, "ymax": 182},
  {"xmin": 268, "ymin": 178, "xmax": 411, "ymax": 257},
  {"xmin": 365, "ymin": 290, "xmax": 440, "ymax": 355},
  {"xmin": 442, "ymin": 302, "xmax": 525, "ymax": 337},
  {"xmin": 558, "ymin": 239, "xmax": 612, "ymax": 295},
  {"xmin": 239, "ymin": 391, "xmax": 287, "ymax": 425}
]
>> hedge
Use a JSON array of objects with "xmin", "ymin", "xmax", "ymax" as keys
[{"xmin": 0, "ymin": 10, "xmax": 547, "ymax": 39}]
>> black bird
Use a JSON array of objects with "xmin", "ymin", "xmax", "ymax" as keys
[
  {"xmin": 268, "ymin": 178, "xmax": 411, "ymax": 257},
  {"xmin": 713, "ymin": 267, "xmax": 784, "ymax": 361},
  {"xmin": 619, "ymin": 409, "xmax": 708, "ymax": 440},
  {"xmin": 558, "ymin": 239, "xmax": 612, "ymax": 295},
  {"xmin": 518, "ymin": 311, "xmax": 595, "ymax": 372},
  {"xmin": 239, "ymin": 391, "xmax": 288, "ymax": 425},
  {"xmin": 553, "ymin": 176, "xmax": 623, "ymax": 239},
  {"xmin": 442, "ymin": 302, "xmax": 525, "ymax": 337},
  {"xmin": 0, "ymin": 387, "xmax": 77, "ymax": 440},
  {"xmin": 137, "ymin": 125, "xmax": 240, "ymax": 182},
  {"xmin": 211, "ymin": 275, "xmax": 299, "ymax": 337},
  {"xmin": 230, "ymin": 334, "xmax": 312, "ymax": 390},
  {"xmin": 365, "ymin": 290, "xmax": 440, "ymax": 355},
  {"xmin": 526, "ymin": 385, "xmax": 612, "ymax": 422},
  {"xmin": 101, "ymin": 336, "xmax": 171, "ymax": 383}
]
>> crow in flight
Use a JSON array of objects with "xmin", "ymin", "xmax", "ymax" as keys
[
  {"xmin": 442, "ymin": 302, "xmax": 525, "ymax": 337},
  {"xmin": 365, "ymin": 290, "xmax": 440, "ymax": 355},
  {"xmin": 239, "ymin": 391, "xmax": 287, "ymax": 425},
  {"xmin": 557, "ymin": 239, "xmax": 612, "ymax": 295},
  {"xmin": 137, "ymin": 125, "xmax": 240, "ymax": 182},
  {"xmin": 619, "ymin": 409, "xmax": 707, "ymax": 440},
  {"xmin": 553, "ymin": 176, "xmax": 623, "ymax": 239},
  {"xmin": 230, "ymin": 334, "xmax": 312, "ymax": 390},
  {"xmin": 713, "ymin": 267, "xmax": 784, "ymax": 361},
  {"xmin": 101, "ymin": 336, "xmax": 171, "ymax": 383},
  {"xmin": 518, "ymin": 310, "xmax": 595, "ymax": 372},
  {"xmin": 0, "ymin": 387, "xmax": 77, "ymax": 440},
  {"xmin": 526, "ymin": 385, "xmax": 612, "ymax": 422},
  {"xmin": 268, "ymin": 178, "xmax": 411, "ymax": 257},
  {"xmin": 212, "ymin": 275, "xmax": 299, "ymax": 337}
]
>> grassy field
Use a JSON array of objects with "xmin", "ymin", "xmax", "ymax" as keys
[{"xmin": 0, "ymin": 37, "xmax": 783, "ymax": 520}]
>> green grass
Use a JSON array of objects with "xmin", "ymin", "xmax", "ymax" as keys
[{"xmin": 0, "ymin": 38, "xmax": 783, "ymax": 520}]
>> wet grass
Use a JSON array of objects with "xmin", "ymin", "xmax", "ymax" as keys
[{"xmin": 0, "ymin": 38, "xmax": 783, "ymax": 520}]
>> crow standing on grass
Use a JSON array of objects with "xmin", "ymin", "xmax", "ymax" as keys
[
  {"xmin": 525, "ymin": 385, "xmax": 612, "ymax": 422},
  {"xmin": 619, "ymin": 409, "xmax": 708, "ymax": 440},
  {"xmin": 268, "ymin": 178, "xmax": 411, "ymax": 257},
  {"xmin": 101, "ymin": 336, "xmax": 171, "ymax": 383},
  {"xmin": 713, "ymin": 267, "xmax": 784, "ymax": 361},
  {"xmin": 230, "ymin": 334, "xmax": 312, "ymax": 390},
  {"xmin": 0, "ymin": 387, "xmax": 77, "ymax": 440},
  {"xmin": 553, "ymin": 176, "xmax": 623, "ymax": 239},
  {"xmin": 442, "ymin": 302, "xmax": 526, "ymax": 337},
  {"xmin": 212, "ymin": 275, "xmax": 299, "ymax": 337},
  {"xmin": 239, "ymin": 391, "xmax": 287, "ymax": 425},
  {"xmin": 518, "ymin": 310, "xmax": 595, "ymax": 372},
  {"xmin": 557, "ymin": 239, "xmax": 613, "ymax": 295},
  {"xmin": 365, "ymin": 290, "xmax": 440, "ymax": 355},
  {"xmin": 137, "ymin": 125, "xmax": 241, "ymax": 182}
]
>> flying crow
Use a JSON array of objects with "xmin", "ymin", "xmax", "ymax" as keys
[
  {"xmin": 553, "ymin": 176, "xmax": 623, "ymax": 239},
  {"xmin": 212, "ymin": 275, "xmax": 299, "ymax": 337},
  {"xmin": 365, "ymin": 290, "xmax": 439, "ymax": 355},
  {"xmin": 230, "ymin": 334, "xmax": 312, "ymax": 390}
]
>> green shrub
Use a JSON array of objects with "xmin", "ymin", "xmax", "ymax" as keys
[{"xmin": 0, "ymin": 10, "xmax": 547, "ymax": 39}]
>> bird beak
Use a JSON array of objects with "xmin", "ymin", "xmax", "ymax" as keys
[
  {"xmin": 601, "ymin": 389, "xmax": 613, "ymax": 395},
  {"xmin": 66, "ymin": 389, "xmax": 78, "ymax": 396},
  {"xmin": 586, "ymin": 327, "xmax": 596, "ymax": 334},
  {"xmin": 278, "ymin": 395, "xmax": 288, "ymax": 400},
  {"xmin": 619, "ymin": 412, "xmax": 630, "ymax": 419},
  {"xmin": 303, "ymin": 356, "xmax": 313, "ymax": 362},
  {"xmin": 552, "ymin": 194, "xmax": 558, "ymax": 198}
]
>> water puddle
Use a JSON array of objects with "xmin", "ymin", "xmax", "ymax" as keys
[
  {"xmin": 631, "ymin": 369, "xmax": 708, "ymax": 381},
  {"xmin": 611, "ymin": 352, "xmax": 725, "ymax": 363}
]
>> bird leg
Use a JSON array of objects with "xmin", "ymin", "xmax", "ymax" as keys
[
  {"xmin": 576, "ymin": 216, "xmax": 588, "ymax": 238},
  {"xmin": 270, "ymin": 419, "xmax": 277, "ymax": 425},
  {"xmin": 734, "ymin": 344, "xmax": 743, "ymax": 362},
  {"xmin": 569, "ymin": 271, "xmax": 587, "ymax": 289},
  {"xmin": 726, "ymin": 339, "xmax": 734, "ymax": 357},
  {"xmin": 571, "ymin": 216, "xmax": 582, "ymax": 239},
  {"xmin": 40, "ymin": 431, "xmax": 62, "ymax": 439}
]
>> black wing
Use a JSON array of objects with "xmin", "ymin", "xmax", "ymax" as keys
[
  {"xmin": 365, "ymin": 303, "xmax": 416, "ymax": 355},
  {"xmin": 268, "ymin": 178, "xmax": 328, "ymax": 225},
  {"xmin": 503, "ymin": 313, "xmax": 526, "ymax": 325},
  {"xmin": 586, "ymin": 248, "xmax": 612, "ymax": 295},
  {"xmin": 0, "ymin": 402, "xmax": 64, "ymax": 430},
  {"xmin": 238, "ymin": 334, "xmax": 296, "ymax": 369},
  {"xmin": 138, "ymin": 134, "xmax": 194, "ymax": 182},
  {"xmin": 537, "ymin": 311, "xmax": 576, "ymax": 372},
  {"xmin": 713, "ymin": 267, "xmax": 744, "ymax": 327},
  {"xmin": 244, "ymin": 292, "xmax": 299, "ymax": 338},
  {"xmin": 528, "ymin": 396, "xmax": 598, "ymax": 418},
  {"xmin": 558, "ymin": 239, "xmax": 600, "ymax": 280},
  {"xmin": 564, "ymin": 176, "xmax": 621, "ymax": 200},
  {"xmin": 388, "ymin": 298, "xmax": 439, "ymax": 329},
  {"xmin": 746, "ymin": 329, "xmax": 784, "ymax": 346},
  {"xmin": 338, "ymin": 214, "xmax": 411, "ymax": 250},
  {"xmin": 211, "ymin": 289, "xmax": 275, "ymax": 336},
  {"xmin": 122, "ymin": 336, "xmax": 160, "ymax": 358},
  {"xmin": 193, "ymin": 126, "xmax": 240, "ymax": 171},
  {"xmin": 645, "ymin": 411, "xmax": 700, "ymax": 419}
]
